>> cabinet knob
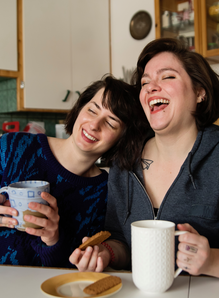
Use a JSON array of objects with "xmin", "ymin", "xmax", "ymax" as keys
[{"xmin": 20, "ymin": 81, "xmax": 25, "ymax": 89}]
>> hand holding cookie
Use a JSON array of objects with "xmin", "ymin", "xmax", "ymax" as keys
[{"xmin": 69, "ymin": 231, "xmax": 112, "ymax": 272}]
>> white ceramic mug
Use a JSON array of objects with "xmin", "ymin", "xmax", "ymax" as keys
[
  {"xmin": 0, "ymin": 180, "xmax": 50, "ymax": 231},
  {"xmin": 131, "ymin": 220, "xmax": 187, "ymax": 294}
]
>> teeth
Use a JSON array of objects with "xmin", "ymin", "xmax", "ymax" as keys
[
  {"xmin": 83, "ymin": 129, "xmax": 97, "ymax": 141},
  {"xmin": 149, "ymin": 99, "xmax": 170, "ymax": 107}
]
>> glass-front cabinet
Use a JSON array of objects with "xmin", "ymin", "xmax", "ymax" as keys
[{"xmin": 154, "ymin": 0, "xmax": 219, "ymax": 58}]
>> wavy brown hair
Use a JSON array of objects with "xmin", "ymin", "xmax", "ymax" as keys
[
  {"xmin": 131, "ymin": 38, "xmax": 219, "ymax": 130},
  {"xmin": 65, "ymin": 75, "xmax": 150, "ymax": 170}
]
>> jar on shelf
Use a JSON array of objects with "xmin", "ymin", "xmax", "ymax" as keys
[
  {"xmin": 171, "ymin": 12, "xmax": 180, "ymax": 31},
  {"xmin": 162, "ymin": 11, "xmax": 171, "ymax": 29}
]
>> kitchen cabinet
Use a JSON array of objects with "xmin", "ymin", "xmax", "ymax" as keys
[
  {"xmin": 0, "ymin": 0, "xmax": 110, "ymax": 113},
  {"xmin": 22, "ymin": 0, "xmax": 73, "ymax": 111},
  {"xmin": 22, "ymin": 0, "xmax": 109, "ymax": 112},
  {"xmin": 154, "ymin": 0, "xmax": 219, "ymax": 58},
  {"xmin": 0, "ymin": 0, "xmax": 17, "ymax": 72}
]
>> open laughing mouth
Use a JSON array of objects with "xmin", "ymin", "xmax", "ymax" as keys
[
  {"xmin": 82, "ymin": 129, "xmax": 97, "ymax": 142},
  {"xmin": 149, "ymin": 99, "xmax": 170, "ymax": 112}
]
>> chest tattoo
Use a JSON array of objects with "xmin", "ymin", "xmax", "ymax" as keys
[{"xmin": 141, "ymin": 158, "xmax": 154, "ymax": 170}]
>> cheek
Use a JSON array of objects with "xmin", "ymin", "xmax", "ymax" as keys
[
  {"xmin": 106, "ymin": 131, "xmax": 122, "ymax": 146},
  {"xmin": 139, "ymin": 90, "xmax": 148, "ymax": 110}
]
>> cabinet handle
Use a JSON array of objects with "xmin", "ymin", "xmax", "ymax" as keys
[
  {"xmin": 62, "ymin": 90, "xmax": 71, "ymax": 102},
  {"xmin": 75, "ymin": 91, "xmax": 81, "ymax": 98}
]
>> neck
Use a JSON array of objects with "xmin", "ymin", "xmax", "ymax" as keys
[
  {"xmin": 144, "ymin": 125, "xmax": 198, "ymax": 163},
  {"xmin": 48, "ymin": 137, "xmax": 101, "ymax": 177}
]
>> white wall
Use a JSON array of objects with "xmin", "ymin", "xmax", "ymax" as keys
[{"xmin": 110, "ymin": 0, "xmax": 155, "ymax": 80}]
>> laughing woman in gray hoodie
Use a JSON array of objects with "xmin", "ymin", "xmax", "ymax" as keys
[{"xmin": 70, "ymin": 38, "xmax": 219, "ymax": 278}]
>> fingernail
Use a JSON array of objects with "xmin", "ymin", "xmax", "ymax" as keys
[
  {"xmin": 12, "ymin": 210, "xmax": 17, "ymax": 215},
  {"xmin": 10, "ymin": 220, "xmax": 17, "ymax": 225}
]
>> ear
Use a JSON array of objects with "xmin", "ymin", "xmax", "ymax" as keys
[{"xmin": 196, "ymin": 88, "xmax": 206, "ymax": 103}]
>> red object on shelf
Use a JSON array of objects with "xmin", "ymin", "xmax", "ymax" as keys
[{"xmin": 2, "ymin": 121, "xmax": 20, "ymax": 132}]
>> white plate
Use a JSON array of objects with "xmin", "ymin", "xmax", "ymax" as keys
[{"xmin": 41, "ymin": 272, "xmax": 122, "ymax": 298}]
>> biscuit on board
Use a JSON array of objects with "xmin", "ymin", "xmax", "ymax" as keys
[
  {"xmin": 83, "ymin": 275, "xmax": 121, "ymax": 295},
  {"xmin": 79, "ymin": 231, "xmax": 111, "ymax": 250}
]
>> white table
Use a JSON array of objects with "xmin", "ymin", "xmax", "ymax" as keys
[{"xmin": 0, "ymin": 265, "xmax": 218, "ymax": 298}]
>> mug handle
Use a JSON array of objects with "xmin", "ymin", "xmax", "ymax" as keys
[
  {"xmin": 0, "ymin": 186, "xmax": 11, "ymax": 217},
  {"xmin": 0, "ymin": 186, "xmax": 9, "ymax": 195},
  {"xmin": 174, "ymin": 231, "xmax": 189, "ymax": 278}
]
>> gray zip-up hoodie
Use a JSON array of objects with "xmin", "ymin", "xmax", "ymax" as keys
[{"xmin": 105, "ymin": 125, "xmax": 219, "ymax": 269}]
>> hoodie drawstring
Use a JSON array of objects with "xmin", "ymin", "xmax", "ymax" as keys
[
  {"xmin": 188, "ymin": 152, "xmax": 196, "ymax": 190},
  {"xmin": 123, "ymin": 172, "xmax": 130, "ymax": 225}
]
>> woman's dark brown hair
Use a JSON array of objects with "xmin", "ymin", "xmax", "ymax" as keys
[
  {"xmin": 131, "ymin": 38, "xmax": 219, "ymax": 130},
  {"xmin": 65, "ymin": 75, "xmax": 150, "ymax": 170}
]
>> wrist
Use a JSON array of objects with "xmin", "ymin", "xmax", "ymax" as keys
[{"xmin": 101, "ymin": 241, "xmax": 115, "ymax": 266}]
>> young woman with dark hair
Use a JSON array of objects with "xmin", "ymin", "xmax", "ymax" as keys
[{"xmin": 0, "ymin": 75, "xmax": 148, "ymax": 267}]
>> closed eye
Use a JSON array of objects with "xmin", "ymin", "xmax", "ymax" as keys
[
  {"xmin": 106, "ymin": 121, "xmax": 115, "ymax": 129},
  {"xmin": 88, "ymin": 108, "xmax": 96, "ymax": 114},
  {"xmin": 164, "ymin": 76, "xmax": 175, "ymax": 79},
  {"xmin": 141, "ymin": 82, "xmax": 149, "ymax": 87}
]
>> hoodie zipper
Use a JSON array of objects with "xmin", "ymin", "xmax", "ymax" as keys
[{"xmin": 132, "ymin": 172, "xmax": 157, "ymax": 219}]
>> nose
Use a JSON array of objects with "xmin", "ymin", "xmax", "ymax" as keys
[
  {"xmin": 89, "ymin": 118, "xmax": 101, "ymax": 131},
  {"xmin": 145, "ymin": 80, "xmax": 161, "ymax": 94}
]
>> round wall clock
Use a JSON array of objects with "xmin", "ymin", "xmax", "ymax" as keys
[{"xmin": 130, "ymin": 10, "xmax": 152, "ymax": 40}]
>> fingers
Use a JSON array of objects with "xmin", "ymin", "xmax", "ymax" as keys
[
  {"xmin": 177, "ymin": 232, "xmax": 210, "ymax": 275},
  {"xmin": 69, "ymin": 248, "xmax": 83, "ymax": 265},
  {"xmin": 25, "ymin": 193, "xmax": 60, "ymax": 246},
  {"xmin": 41, "ymin": 191, "xmax": 57, "ymax": 207},
  {"xmin": 82, "ymin": 237, "xmax": 89, "ymax": 243},
  {"xmin": 85, "ymin": 246, "xmax": 100, "ymax": 271},
  {"xmin": 69, "ymin": 246, "xmax": 101, "ymax": 272},
  {"xmin": 177, "ymin": 223, "xmax": 199, "ymax": 235},
  {"xmin": 0, "ymin": 205, "xmax": 17, "ymax": 217},
  {"xmin": 96, "ymin": 256, "xmax": 105, "ymax": 272},
  {"xmin": 0, "ymin": 215, "xmax": 18, "ymax": 228},
  {"xmin": 0, "ymin": 198, "xmax": 18, "ymax": 228}
]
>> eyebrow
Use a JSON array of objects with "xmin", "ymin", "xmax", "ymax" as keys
[
  {"xmin": 142, "ymin": 67, "xmax": 179, "ymax": 79},
  {"xmin": 90, "ymin": 101, "xmax": 121, "ymax": 123}
]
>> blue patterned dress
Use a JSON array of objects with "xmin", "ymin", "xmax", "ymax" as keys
[{"xmin": 0, "ymin": 132, "xmax": 108, "ymax": 267}]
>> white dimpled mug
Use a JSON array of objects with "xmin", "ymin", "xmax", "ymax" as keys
[{"xmin": 131, "ymin": 220, "xmax": 187, "ymax": 294}]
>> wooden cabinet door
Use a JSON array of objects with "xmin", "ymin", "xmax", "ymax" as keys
[
  {"xmin": 154, "ymin": 0, "xmax": 219, "ymax": 58},
  {"xmin": 200, "ymin": 0, "xmax": 219, "ymax": 58},
  {"xmin": 154, "ymin": 0, "xmax": 201, "ymax": 54}
]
